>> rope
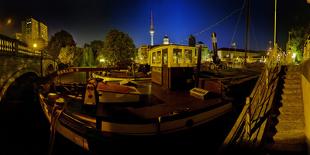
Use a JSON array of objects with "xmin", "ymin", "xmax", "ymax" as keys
[
  {"xmin": 230, "ymin": 0, "xmax": 247, "ymax": 46},
  {"xmin": 180, "ymin": 6, "xmax": 244, "ymax": 44},
  {"xmin": 251, "ymin": 19, "xmax": 259, "ymax": 50},
  {"xmin": 48, "ymin": 103, "xmax": 65, "ymax": 155}
]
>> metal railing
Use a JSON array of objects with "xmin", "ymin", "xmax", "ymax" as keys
[
  {"xmin": 0, "ymin": 34, "xmax": 41, "ymax": 57},
  {"xmin": 221, "ymin": 48, "xmax": 285, "ymax": 152}
]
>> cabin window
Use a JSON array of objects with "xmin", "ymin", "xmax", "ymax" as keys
[
  {"xmin": 162, "ymin": 48, "xmax": 168, "ymax": 65},
  {"xmin": 184, "ymin": 49, "xmax": 192, "ymax": 63},
  {"xmin": 173, "ymin": 48, "xmax": 182, "ymax": 64},
  {"xmin": 152, "ymin": 52, "xmax": 156, "ymax": 64},
  {"xmin": 157, "ymin": 51, "xmax": 161, "ymax": 64}
]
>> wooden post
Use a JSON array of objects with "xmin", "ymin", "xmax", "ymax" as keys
[
  {"xmin": 195, "ymin": 45, "xmax": 202, "ymax": 87},
  {"xmin": 265, "ymin": 69, "xmax": 269, "ymax": 88},
  {"xmin": 245, "ymin": 97, "xmax": 252, "ymax": 137}
]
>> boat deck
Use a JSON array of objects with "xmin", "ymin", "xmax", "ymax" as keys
[{"xmin": 61, "ymin": 81, "xmax": 227, "ymax": 123}]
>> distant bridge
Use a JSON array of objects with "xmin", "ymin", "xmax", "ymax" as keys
[{"xmin": 0, "ymin": 34, "xmax": 57, "ymax": 102}]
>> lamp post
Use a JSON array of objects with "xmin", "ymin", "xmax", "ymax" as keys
[
  {"xmin": 273, "ymin": 0, "xmax": 277, "ymax": 49},
  {"xmin": 41, "ymin": 50, "xmax": 43, "ymax": 77}
]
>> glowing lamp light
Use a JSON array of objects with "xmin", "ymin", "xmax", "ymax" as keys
[
  {"xmin": 6, "ymin": 18, "xmax": 12, "ymax": 25},
  {"xmin": 99, "ymin": 58, "xmax": 105, "ymax": 63},
  {"xmin": 292, "ymin": 53, "xmax": 296, "ymax": 59},
  {"xmin": 33, "ymin": 43, "xmax": 37, "ymax": 48}
]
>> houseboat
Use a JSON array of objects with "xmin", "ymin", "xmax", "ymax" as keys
[{"xmin": 39, "ymin": 67, "xmax": 233, "ymax": 152}]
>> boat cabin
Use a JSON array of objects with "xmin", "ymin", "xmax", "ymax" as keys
[{"xmin": 149, "ymin": 44, "xmax": 197, "ymax": 90}]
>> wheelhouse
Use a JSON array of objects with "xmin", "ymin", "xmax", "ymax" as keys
[{"xmin": 149, "ymin": 45, "xmax": 197, "ymax": 90}]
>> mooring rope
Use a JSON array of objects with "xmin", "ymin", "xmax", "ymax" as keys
[{"xmin": 48, "ymin": 101, "xmax": 65, "ymax": 155}]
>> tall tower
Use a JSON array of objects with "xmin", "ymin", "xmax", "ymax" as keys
[{"xmin": 149, "ymin": 11, "xmax": 155, "ymax": 46}]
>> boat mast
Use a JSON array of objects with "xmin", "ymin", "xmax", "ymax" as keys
[{"xmin": 244, "ymin": 0, "xmax": 250, "ymax": 64}]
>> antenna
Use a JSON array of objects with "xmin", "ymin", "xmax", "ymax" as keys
[{"xmin": 149, "ymin": 10, "xmax": 155, "ymax": 46}]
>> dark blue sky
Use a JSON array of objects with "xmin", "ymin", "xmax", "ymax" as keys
[{"xmin": 0, "ymin": 0, "xmax": 309, "ymax": 50}]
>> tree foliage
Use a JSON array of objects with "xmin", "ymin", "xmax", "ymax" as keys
[
  {"xmin": 90, "ymin": 40, "xmax": 104, "ymax": 58},
  {"xmin": 289, "ymin": 23, "xmax": 310, "ymax": 61},
  {"xmin": 47, "ymin": 30, "xmax": 76, "ymax": 59},
  {"xmin": 98, "ymin": 29, "xmax": 136, "ymax": 68},
  {"xmin": 79, "ymin": 47, "xmax": 96, "ymax": 67},
  {"xmin": 58, "ymin": 46, "xmax": 84, "ymax": 67},
  {"xmin": 58, "ymin": 46, "xmax": 75, "ymax": 65}
]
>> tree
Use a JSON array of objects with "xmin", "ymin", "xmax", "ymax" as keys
[
  {"xmin": 47, "ymin": 30, "xmax": 76, "ymax": 59},
  {"xmin": 98, "ymin": 29, "xmax": 136, "ymax": 68},
  {"xmin": 90, "ymin": 40, "xmax": 104, "ymax": 58},
  {"xmin": 79, "ymin": 47, "xmax": 96, "ymax": 67},
  {"xmin": 58, "ymin": 46, "xmax": 75, "ymax": 65},
  {"xmin": 188, "ymin": 34, "xmax": 196, "ymax": 47},
  {"xmin": 288, "ymin": 23, "xmax": 310, "ymax": 62},
  {"xmin": 58, "ymin": 46, "xmax": 84, "ymax": 67}
]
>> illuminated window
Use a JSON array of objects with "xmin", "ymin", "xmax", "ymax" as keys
[
  {"xmin": 173, "ymin": 48, "xmax": 182, "ymax": 64},
  {"xmin": 162, "ymin": 48, "xmax": 168, "ymax": 65},
  {"xmin": 157, "ymin": 51, "xmax": 161, "ymax": 64},
  {"xmin": 184, "ymin": 49, "xmax": 192, "ymax": 63},
  {"xmin": 152, "ymin": 52, "xmax": 156, "ymax": 64}
]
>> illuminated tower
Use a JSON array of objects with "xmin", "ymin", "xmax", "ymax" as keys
[{"xmin": 149, "ymin": 11, "xmax": 155, "ymax": 46}]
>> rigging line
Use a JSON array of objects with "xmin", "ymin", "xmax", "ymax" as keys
[
  {"xmin": 194, "ymin": 7, "xmax": 243, "ymax": 36},
  {"xmin": 230, "ymin": 0, "xmax": 247, "ymax": 46},
  {"xmin": 251, "ymin": 20, "xmax": 259, "ymax": 50},
  {"xmin": 179, "ymin": 6, "xmax": 243, "ymax": 44}
]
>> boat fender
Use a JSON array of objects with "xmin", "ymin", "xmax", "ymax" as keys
[{"xmin": 83, "ymin": 79, "xmax": 98, "ymax": 106}]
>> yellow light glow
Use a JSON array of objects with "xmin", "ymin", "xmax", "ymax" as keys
[
  {"xmin": 33, "ymin": 43, "xmax": 37, "ymax": 48},
  {"xmin": 6, "ymin": 18, "xmax": 12, "ymax": 25},
  {"xmin": 99, "ymin": 58, "xmax": 105, "ymax": 63}
]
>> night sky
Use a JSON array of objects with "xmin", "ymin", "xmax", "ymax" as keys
[{"xmin": 0, "ymin": 0, "xmax": 309, "ymax": 50}]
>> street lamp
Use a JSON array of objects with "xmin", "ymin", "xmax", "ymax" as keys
[{"xmin": 0, "ymin": 18, "xmax": 13, "ymax": 35}]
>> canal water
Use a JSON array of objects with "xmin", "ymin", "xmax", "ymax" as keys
[{"xmin": 0, "ymin": 72, "xmax": 257, "ymax": 155}]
